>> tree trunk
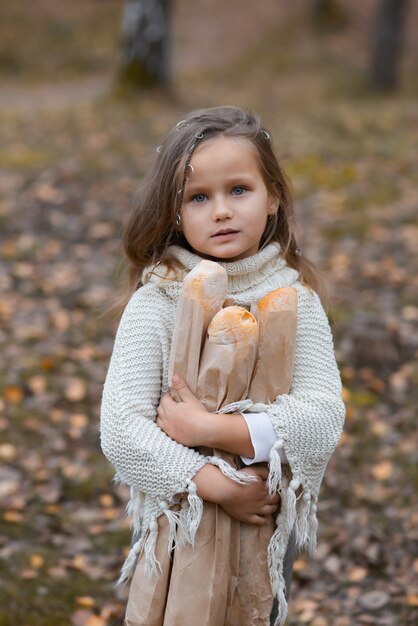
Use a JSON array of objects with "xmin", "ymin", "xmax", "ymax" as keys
[
  {"xmin": 120, "ymin": 0, "xmax": 170, "ymax": 88},
  {"xmin": 311, "ymin": 0, "xmax": 346, "ymax": 29},
  {"xmin": 371, "ymin": 0, "xmax": 409, "ymax": 90}
]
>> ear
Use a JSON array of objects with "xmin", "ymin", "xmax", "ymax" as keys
[
  {"xmin": 174, "ymin": 209, "xmax": 183, "ymax": 232},
  {"xmin": 268, "ymin": 194, "xmax": 279, "ymax": 216}
]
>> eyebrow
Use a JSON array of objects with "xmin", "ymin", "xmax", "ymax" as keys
[{"xmin": 186, "ymin": 173, "xmax": 255, "ymax": 189}]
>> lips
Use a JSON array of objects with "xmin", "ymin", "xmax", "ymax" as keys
[{"xmin": 211, "ymin": 229, "xmax": 239, "ymax": 237}]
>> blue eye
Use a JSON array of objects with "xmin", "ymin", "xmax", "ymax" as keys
[
  {"xmin": 232, "ymin": 186, "xmax": 246, "ymax": 196},
  {"xmin": 192, "ymin": 193, "xmax": 207, "ymax": 203}
]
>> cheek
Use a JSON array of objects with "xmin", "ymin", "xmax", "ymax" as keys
[
  {"xmin": 180, "ymin": 211, "xmax": 202, "ymax": 239},
  {"xmin": 181, "ymin": 207, "xmax": 202, "ymax": 224}
]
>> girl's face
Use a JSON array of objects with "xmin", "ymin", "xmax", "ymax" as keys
[{"xmin": 179, "ymin": 135, "xmax": 278, "ymax": 262}]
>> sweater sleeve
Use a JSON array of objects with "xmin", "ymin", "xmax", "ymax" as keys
[
  {"xmin": 100, "ymin": 287, "xmax": 208, "ymax": 499},
  {"xmin": 266, "ymin": 285, "xmax": 345, "ymax": 495}
]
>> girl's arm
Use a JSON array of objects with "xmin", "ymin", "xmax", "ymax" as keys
[
  {"xmin": 157, "ymin": 378, "xmax": 255, "ymax": 457},
  {"xmin": 192, "ymin": 463, "xmax": 280, "ymax": 525},
  {"xmin": 158, "ymin": 380, "xmax": 285, "ymax": 461},
  {"xmin": 100, "ymin": 287, "xmax": 209, "ymax": 500}
]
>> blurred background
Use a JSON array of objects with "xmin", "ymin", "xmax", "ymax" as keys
[{"xmin": 0, "ymin": 1, "xmax": 417, "ymax": 625}]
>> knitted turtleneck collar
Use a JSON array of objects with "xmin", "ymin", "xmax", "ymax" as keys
[
  {"xmin": 151, "ymin": 243, "xmax": 300, "ymax": 305},
  {"xmin": 170, "ymin": 242, "xmax": 280, "ymax": 275}
]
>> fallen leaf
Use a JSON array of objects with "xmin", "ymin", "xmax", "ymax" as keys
[
  {"xmin": 370, "ymin": 421, "xmax": 388, "ymax": 437},
  {"xmin": 359, "ymin": 590, "xmax": 390, "ymax": 610},
  {"xmin": 371, "ymin": 461, "xmax": 393, "ymax": 481},
  {"xmin": 45, "ymin": 504, "xmax": 61, "ymax": 514},
  {"xmin": 70, "ymin": 413, "xmax": 88, "ymax": 428},
  {"xmin": 99, "ymin": 494, "xmax": 114, "ymax": 508},
  {"xmin": 348, "ymin": 566, "xmax": 368, "ymax": 582},
  {"xmin": 69, "ymin": 555, "xmax": 87, "ymax": 571},
  {"xmin": 102, "ymin": 508, "xmax": 118, "ymax": 520},
  {"xmin": 29, "ymin": 554, "xmax": 44, "ymax": 569},
  {"xmin": 406, "ymin": 593, "xmax": 418, "ymax": 607},
  {"xmin": 65, "ymin": 378, "xmax": 87, "ymax": 402},
  {"xmin": 0, "ymin": 444, "xmax": 17, "ymax": 461},
  {"xmin": 51, "ymin": 310, "xmax": 70, "ymax": 331},
  {"xmin": 1, "ymin": 240, "xmax": 18, "ymax": 258},
  {"xmin": 323, "ymin": 554, "xmax": 341, "ymax": 575},
  {"xmin": 4, "ymin": 386, "xmax": 23, "ymax": 405},
  {"xmin": 76, "ymin": 596, "xmax": 95, "ymax": 608},
  {"xmin": 89, "ymin": 222, "xmax": 115, "ymax": 239},
  {"xmin": 27, "ymin": 375, "xmax": 47, "ymax": 395},
  {"xmin": 0, "ymin": 479, "xmax": 19, "ymax": 498},
  {"xmin": 39, "ymin": 356, "xmax": 56, "ymax": 370},
  {"xmin": 20, "ymin": 568, "xmax": 38, "ymax": 579},
  {"xmin": 4, "ymin": 511, "xmax": 23, "ymax": 523},
  {"xmin": 48, "ymin": 566, "xmax": 67, "ymax": 579}
]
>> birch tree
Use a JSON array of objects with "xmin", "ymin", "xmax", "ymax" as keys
[
  {"xmin": 371, "ymin": 0, "xmax": 410, "ymax": 90},
  {"xmin": 120, "ymin": 0, "xmax": 170, "ymax": 88}
]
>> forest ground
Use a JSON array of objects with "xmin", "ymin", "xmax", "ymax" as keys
[{"xmin": 0, "ymin": 1, "xmax": 417, "ymax": 625}]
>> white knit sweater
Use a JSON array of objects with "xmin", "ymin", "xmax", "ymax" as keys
[{"xmin": 100, "ymin": 243, "xmax": 345, "ymax": 625}]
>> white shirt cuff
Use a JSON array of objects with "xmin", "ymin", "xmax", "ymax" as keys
[{"xmin": 240, "ymin": 412, "xmax": 287, "ymax": 465}]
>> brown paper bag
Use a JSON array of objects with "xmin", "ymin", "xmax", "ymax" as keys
[
  {"xmin": 168, "ymin": 260, "xmax": 227, "ymax": 395},
  {"xmin": 125, "ymin": 503, "xmax": 275, "ymax": 626},
  {"xmin": 250, "ymin": 288, "xmax": 298, "ymax": 403},
  {"xmin": 196, "ymin": 306, "xmax": 259, "ymax": 410},
  {"xmin": 126, "ymin": 264, "xmax": 298, "ymax": 626}
]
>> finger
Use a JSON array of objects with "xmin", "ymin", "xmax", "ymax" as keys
[
  {"xmin": 248, "ymin": 514, "xmax": 269, "ymax": 527},
  {"xmin": 171, "ymin": 375, "xmax": 195, "ymax": 402},
  {"xmin": 260, "ymin": 503, "xmax": 279, "ymax": 515},
  {"xmin": 160, "ymin": 392, "xmax": 173, "ymax": 408},
  {"xmin": 245, "ymin": 465, "xmax": 269, "ymax": 481}
]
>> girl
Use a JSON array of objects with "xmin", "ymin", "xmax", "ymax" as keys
[{"xmin": 100, "ymin": 106, "xmax": 345, "ymax": 626}]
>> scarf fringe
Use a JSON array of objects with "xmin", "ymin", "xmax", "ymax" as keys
[
  {"xmin": 275, "ymin": 585, "xmax": 289, "ymax": 626},
  {"xmin": 286, "ymin": 478, "xmax": 299, "ymax": 530},
  {"xmin": 307, "ymin": 498, "xmax": 318, "ymax": 557},
  {"xmin": 126, "ymin": 486, "xmax": 144, "ymax": 535},
  {"xmin": 161, "ymin": 502, "xmax": 182, "ymax": 553},
  {"xmin": 177, "ymin": 497, "xmax": 191, "ymax": 549},
  {"xmin": 144, "ymin": 520, "xmax": 161, "ymax": 577},
  {"xmin": 116, "ymin": 535, "xmax": 144, "ymax": 586},
  {"xmin": 184, "ymin": 481, "xmax": 203, "ymax": 546},
  {"xmin": 267, "ymin": 471, "xmax": 319, "ymax": 625},
  {"xmin": 295, "ymin": 492, "xmax": 311, "ymax": 550},
  {"xmin": 268, "ymin": 440, "xmax": 284, "ymax": 494},
  {"xmin": 117, "ymin": 481, "xmax": 204, "ymax": 582},
  {"xmin": 268, "ymin": 487, "xmax": 291, "ymax": 626},
  {"xmin": 209, "ymin": 456, "xmax": 257, "ymax": 484}
]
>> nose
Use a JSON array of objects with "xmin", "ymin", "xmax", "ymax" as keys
[{"xmin": 212, "ymin": 194, "xmax": 233, "ymax": 220}]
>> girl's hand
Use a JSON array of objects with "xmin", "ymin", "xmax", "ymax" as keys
[
  {"xmin": 193, "ymin": 464, "xmax": 280, "ymax": 526},
  {"xmin": 157, "ymin": 376, "xmax": 213, "ymax": 447},
  {"xmin": 219, "ymin": 464, "xmax": 280, "ymax": 525}
]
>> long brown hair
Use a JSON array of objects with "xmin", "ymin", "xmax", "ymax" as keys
[{"xmin": 106, "ymin": 106, "xmax": 326, "ymax": 323}]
